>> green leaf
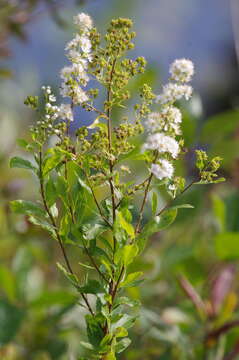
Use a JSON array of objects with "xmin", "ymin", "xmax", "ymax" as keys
[
  {"xmin": 215, "ymin": 232, "xmax": 239, "ymax": 260},
  {"xmin": 115, "ymin": 244, "xmax": 138, "ymax": 266},
  {"xmin": 79, "ymin": 280, "xmax": 104, "ymax": 294},
  {"xmin": 77, "ymin": 175, "xmax": 91, "ymax": 193},
  {"xmin": 112, "ymin": 314, "xmax": 137, "ymax": 331},
  {"xmin": 45, "ymin": 178, "xmax": 57, "ymax": 207},
  {"xmin": 114, "ymin": 297, "xmax": 140, "ymax": 309},
  {"xmin": 43, "ymin": 153, "xmax": 63, "ymax": 175},
  {"xmin": 137, "ymin": 208, "xmax": 178, "ymax": 252},
  {"xmin": 152, "ymin": 192, "xmax": 158, "ymax": 215},
  {"xmin": 10, "ymin": 200, "xmax": 46, "ymax": 217},
  {"xmin": 56, "ymin": 262, "xmax": 78, "ymax": 286},
  {"xmin": 83, "ymin": 223, "xmax": 108, "ymax": 241},
  {"xmin": 104, "ymin": 351, "xmax": 116, "ymax": 360},
  {"xmin": 120, "ymin": 272, "xmax": 143, "ymax": 288},
  {"xmin": 211, "ymin": 194, "xmax": 226, "ymax": 231},
  {"xmin": 0, "ymin": 266, "xmax": 16, "ymax": 302},
  {"xmin": 86, "ymin": 314, "xmax": 104, "ymax": 348},
  {"xmin": 115, "ymin": 337, "xmax": 131, "ymax": 354},
  {"xmin": 88, "ymin": 118, "xmax": 107, "ymax": 130},
  {"xmin": 79, "ymin": 341, "xmax": 94, "ymax": 350},
  {"xmin": 115, "ymin": 326, "xmax": 128, "ymax": 338},
  {"xmin": 202, "ymin": 110, "xmax": 239, "ymax": 145},
  {"xmin": 78, "ymin": 262, "xmax": 95, "ymax": 270},
  {"xmin": 16, "ymin": 138, "xmax": 33, "ymax": 151},
  {"xmin": 0, "ymin": 299, "xmax": 25, "ymax": 346},
  {"xmin": 28, "ymin": 216, "xmax": 55, "ymax": 235},
  {"xmin": 10, "ymin": 156, "xmax": 36, "ymax": 171},
  {"xmin": 169, "ymin": 204, "xmax": 194, "ymax": 210},
  {"xmin": 117, "ymin": 212, "xmax": 135, "ymax": 239},
  {"xmin": 31, "ymin": 291, "xmax": 77, "ymax": 308}
]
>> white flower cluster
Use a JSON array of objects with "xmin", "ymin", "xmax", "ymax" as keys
[
  {"xmin": 145, "ymin": 106, "xmax": 182, "ymax": 135},
  {"xmin": 169, "ymin": 58, "xmax": 194, "ymax": 83},
  {"xmin": 60, "ymin": 12, "xmax": 93, "ymax": 105},
  {"xmin": 58, "ymin": 104, "xmax": 73, "ymax": 122},
  {"xmin": 151, "ymin": 161, "xmax": 174, "ymax": 180},
  {"xmin": 143, "ymin": 58, "xmax": 195, "ymax": 180},
  {"xmin": 73, "ymin": 13, "xmax": 93, "ymax": 30},
  {"xmin": 156, "ymin": 83, "xmax": 192, "ymax": 105},
  {"xmin": 156, "ymin": 58, "xmax": 194, "ymax": 105},
  {"xmin": 144, "ymin": 133, "xmax": 179, "ymax": 159}
]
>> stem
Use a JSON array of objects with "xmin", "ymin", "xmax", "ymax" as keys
[
  {"xmin": 111, "ymin": 266, "xmax": 124, "ymax": 305},
  {"xmin": 106, "ymin": 57, "xmax": 117, "ymax": 250},
  {"xmin": 135, "ymin": 173, "xmax": 154, "ymax": 234},
  {"xmin": 81, "ymin": 236, "xmax": 108, "ymax": 283},
  {"xmin": 115, "ymin": 175, "xmax": 151, "ymax": 210},
  {"xmin": 156, "ymin": 178, "xmax": 197, "ymax": 217},
  {"xmin": 38, "ymin": 149, "xmax": 94, "ymax": 316},
  {"xmin": 84, "ymin": 170, "xmax": 112, "ymax": 228},
  {"xmin": 84, "ymin": 103, "xmax": 108, "ymax": 120}
]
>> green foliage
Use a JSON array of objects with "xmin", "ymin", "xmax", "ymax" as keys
[{"xmin": 0, "ymin": 299, "xmax": 25, "ymax": 346}]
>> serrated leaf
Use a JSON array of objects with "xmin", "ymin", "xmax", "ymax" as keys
[
  {"xmin": 10, "ymin": 200, "xmax": 46, "ymax": 217},
  {"xmin": 120, "ymin": 272, "xmax": 143, "ymax": 288},
  {"xmin": 86, "ymin": 314, "xmax": 104, "ymax": 348},
  {"xmin": 115, "ymin": 244, "xmax": 138, "ymax": 266},
  {"xmin": 79, "ymin": 279, "xmax": 104, "ymax": 294},
  {"xmin": 117, "ymin": 212, "xmax": 135, "ymax": 239},
  {"xmin": 10, "ymin": 156, "xmax": 36, "ymax": 171},
  {"xmin": 28, "ymin": 216, "xmax": 55, "ymax": 235},
  {"xmin": 137, "ymin": 208, "xmax": 178, "ymax": 253},
  {"xmin": 115, "ymin": 337, "xmax": 131, "ymax": 354},
  {"xmin": 114, "ymin": 297, "xmax": 140, "ymax": 309},
  {"xmin": 56, "ymin": 262, "xmax": 78, "ymax": 286},
  {"xmin": 43, "ymin": 153, "xmax": 63, "ymax": 175},
  {"xmin": 111, "ymin": 314, "xmax": 137, "ymax": 331}
]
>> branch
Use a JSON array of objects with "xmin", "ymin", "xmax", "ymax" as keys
[
  {"xmin": 135, "ymin": 173, "xmax": 154, "ymax": 234},
  {"xmin": 84, "ymin": 103, "xmax": 109, "ymax": 120},
  {"xmin": 81, "ymin": 236, "xmax": 109, "ymax": 283},
  {"xmin": 83, "ymin": 170, "xmax": 112, "ymax": 228},
  {"xmin": 157, "ymin": 178, "xmax": 197, "ymax": 217},
  {"xmin": 38, "ymin": 149, "xmax": 94, "ymax": 316},
  {"xmin": 106, "ymin": 57, "xmax": 117, "ymax": 249}
]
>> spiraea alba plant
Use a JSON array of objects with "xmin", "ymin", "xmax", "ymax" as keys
[{"xmin": 10, "ymin": 13, "xmax": 224, "ymax": 359}]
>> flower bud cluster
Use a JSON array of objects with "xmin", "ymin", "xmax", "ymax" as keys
[
  {"xmin": 195, "ymin": 150, "xmax": 225, "ymax": 184},
  {"xmin": 143, "ymin": 59, "xmax": 194, "ymax": 181}
]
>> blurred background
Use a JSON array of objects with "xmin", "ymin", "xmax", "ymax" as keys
[{"xmin": 1, "ymin": 0, "xmax": 239, "ymax": 359}]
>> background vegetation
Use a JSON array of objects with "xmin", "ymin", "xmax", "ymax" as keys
[{"xmin": 1, "ymin": 0, "xmax": 239, "ymax": 359}]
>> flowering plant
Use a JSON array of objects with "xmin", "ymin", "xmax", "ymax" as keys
[{"xmin": 10, "ymin": 13, "xmax": 224, "ymax": 359}]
